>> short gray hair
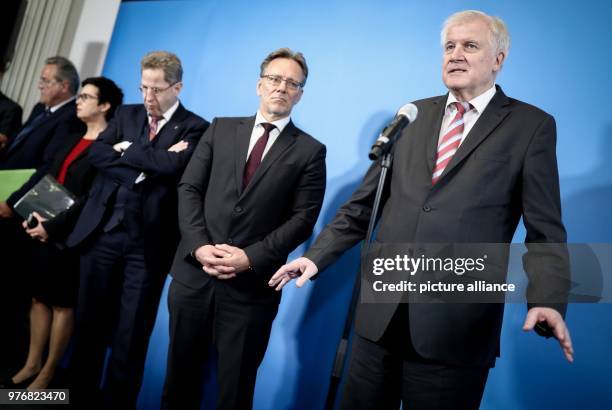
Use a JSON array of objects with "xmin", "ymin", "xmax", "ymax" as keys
[
  {"xmin": 141, "ymin": 51, "xmax": 183, "ymax": 85},
  {"xmin": 45, "ymin": 56, "xmax": 79, "ymax": 94},
  {"xmin": 260, "ymin": 48, "xmax": 308, "ymax": 87},
  {"xmin": 441, "ymin": 10, "xmax": 510, "ymax": 56}
]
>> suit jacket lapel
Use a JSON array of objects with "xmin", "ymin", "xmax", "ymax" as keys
[
  {"xmin": 127, "ymin": 107, "xmax": 148, "ymax": 143},
  {"xmin": 234, "ymin": 116, "xmax": 256, "ymax": 197},
  {"xmin": 425, "ymin": 96, "xmax": 448, "ymax": 172},
  {"xmin": 434, "ymin": 86, "xmax": 511, "ymax": 183}
]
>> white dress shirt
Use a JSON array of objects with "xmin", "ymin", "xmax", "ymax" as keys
[
  {"xmin": 246, "ymin": 111, "xmax": 291, "ymax": 161},
  {"xmin": 438, "ymin": 84, "xmax": 497, "ymax": 145}
]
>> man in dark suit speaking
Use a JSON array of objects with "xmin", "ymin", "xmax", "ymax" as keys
[
  {"xmin": 162, "ymin": 48, "xmax": 326, "ymax": 410},
  {"xmin": 66, "ymin": 51, "xmax": 209, "ymax": 408},
  {"xmin": 270, "ymin": 11, "xmax": 573, "ymax": 410}
]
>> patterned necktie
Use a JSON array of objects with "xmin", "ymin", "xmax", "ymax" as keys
[
  {"xmin": 149, "ymin": 115, "xmax": 162, "ymax": 140},
  {"xmin": 243, "ymin": 122, "xmax": 276, "ymax": 189},
  {"xmin": 432, "ymin": 101, "xmax": 471, "ymax": 184}
]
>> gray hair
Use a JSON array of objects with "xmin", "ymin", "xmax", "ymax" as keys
[
  {"xmin": 141, "ymin": 51, "xmax": 183, "ymax": 85},
  {"xmin": 45, "ymin": 56, "xmax": 79, "ymax": 94},
  {"xmin": 441, "ymin": 10, "xmax": 510, "ymax": 56},
  {"xmin": 260, "ymin": 48, "xmax": 308, "ymax": 87}
]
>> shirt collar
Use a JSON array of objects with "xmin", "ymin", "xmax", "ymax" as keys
[
  {"xmin": 255, "ymin": 110, "xmax": 291, "ymax": 134},
  {"xmin": 48, "ymin": 96, "xmax": 76, "ymax": 113},
  {"xmin": 149, "ymin": 99, "xmax": 180, "ymax": 122},
  {"xmin": 446, "ymin": 84, "xmax": 497, "ymax": 114}
]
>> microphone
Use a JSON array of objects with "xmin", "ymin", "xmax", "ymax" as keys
[{"xmin": 369, "ymin": 103, "xmax": 418, "ymax": 160}]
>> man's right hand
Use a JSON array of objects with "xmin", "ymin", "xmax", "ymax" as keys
[
  {"xmin": 0, "ymin": 201, "xmax": 14, "ymax": 218},
  {"xmin": 268, "ymin": 257, "xmax": 319, "ymax": 291}
]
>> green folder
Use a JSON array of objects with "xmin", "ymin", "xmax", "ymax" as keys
[{"xmin": 0, "ymin": 169, "xmax": 35, "ymax": 201}]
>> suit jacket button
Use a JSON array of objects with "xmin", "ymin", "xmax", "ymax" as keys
[
  {"xmin": 422, "ymin": 205, "xmax": 432, "ymax": 212},
  {"xmin": 234, "ymin": 206, "xmax": 242, "ymax": 213},
  {"xmin": 227, "ymin": 238, "xmax": 233, "ymax": 244}
]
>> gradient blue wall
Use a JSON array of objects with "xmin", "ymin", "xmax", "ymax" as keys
[{"xmin": 102, "ymin": 1, "xmax": 612, "ymax": 408}]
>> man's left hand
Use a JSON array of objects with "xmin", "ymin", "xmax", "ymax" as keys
[
  {"xmin": 523, "ymin": 307, "xmax": 574, "ymax": 363},
  {"xmin": 168, "ymin": 140, "xmax": 188, "ymax": 152}
]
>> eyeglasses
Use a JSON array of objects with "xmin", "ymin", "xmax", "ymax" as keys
[
  {"xmin": 138, "ymin": 82, "xmax": 178, "ymax": 96},
  {"xmin": 261, "ymin": 75, "xmax": 303, "ymax": 91},
  {"xmin": 39, "ymin": 77, "xmax": 61, "ymax": 87},
  {"xmin": 76, "ymin": 93, "xmax": 98, "ymax": 102}
]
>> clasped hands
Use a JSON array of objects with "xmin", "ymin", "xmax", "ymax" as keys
[{"xmin": 194, "ymin": 244, "xmax": 251, "ymax": 280}]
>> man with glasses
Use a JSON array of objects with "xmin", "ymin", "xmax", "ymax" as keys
[
  {"xmin": 65, "ymin": 51, "xmax": 209, "ymax": 409},
  {"xmin": 0, "ymin": 56, "xmax": 84, "ymax": 185},
  {"xmin": 161, "ymin": 48, "xmax": 326, "ymax": 410}
]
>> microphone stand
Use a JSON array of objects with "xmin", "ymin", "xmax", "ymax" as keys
[{"xmin": 324, "ymin": 152, "xmax": 392, "ymax": 410}]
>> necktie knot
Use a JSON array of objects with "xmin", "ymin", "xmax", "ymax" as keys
[
  {"xmin": 260, "ymin": 122, "xmax": 275, "ymax": 133},
  {"xmin": 452, "ymin": 101, "xmax": 470, "ymax": 116}
]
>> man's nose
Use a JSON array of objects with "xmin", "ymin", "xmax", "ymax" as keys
[
  {"xmin": 276, "ymin": 79, "xmax": 289, "ymax": 92},
  {"xmin": 144, "ymin": 90, "xmax": 156, "ymax": 101},
  {"xmin": 449, "ymin": 46, "xmax": 465, "ymax": 60}
]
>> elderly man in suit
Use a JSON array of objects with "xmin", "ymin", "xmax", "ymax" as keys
[
  {"xmin": 0, "ymin": 56, "xmax": 83, "ymax": 172},
  {"xmin": 65, "ymin": 51, "xmax": 209, "ymax": 409},
  {"xmin": 271, "ymin": 10, "xmax": 573, "ymax": 410},
  {"xmin": 0, "ymin": 56, "xmax": 84, "ymax": 214},
  {"xmin": 161, "ymin": 48, "xmax": 326, "ymax": 410}
]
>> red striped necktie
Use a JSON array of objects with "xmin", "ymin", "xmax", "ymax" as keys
[{"xmin": 432, "ymin": 101, "xmax": 471, "ymax": 184}]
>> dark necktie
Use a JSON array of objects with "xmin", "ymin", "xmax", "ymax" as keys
[
  {"xmin": 243, "ymin": 122, "xmax": 275, "ymax": 189},
  {"xmin": 8, "ymin": 108, "xmax": 51, "ymax": 152}
]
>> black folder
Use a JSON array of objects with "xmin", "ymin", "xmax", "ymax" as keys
[{"xmin": 13, "ymin": 174, "xmax": 76, "ymax": 220}]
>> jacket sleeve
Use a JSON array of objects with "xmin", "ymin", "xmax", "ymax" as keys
[
  {"xmin": 119, "ymin": 118, "xmax": 208, "ymax": 177},
  {"xmin": 520, "ymin": 114, "xmax": 570, "ymax": 318},
  {"xmin": 176, "ymin": 118, "xmax": 217, "ymax": 258},
  {"xmin": 87, "ymin": 107, "xmax": 144, "ymax": 188},
  {"xmin": 244, "ymin": 143, "xmax": 327, "ymax": 276},
  {"xmin": 304, "ymin": 153, "xmax": 392, "ymax": 273}
]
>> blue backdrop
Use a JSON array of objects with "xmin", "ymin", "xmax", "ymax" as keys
[{"xmin": 101, "ymin": 1, "xmax": 612, "ymax": 408}]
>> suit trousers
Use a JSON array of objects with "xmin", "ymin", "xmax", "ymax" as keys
[
  {"xmin": 162, "ymin": 278, "xmax": 278, "ymax": 410},
  {"xmin": 69, "ymin": 227, "xmax": 165, "ymax": 409},
  {"xmin": 340, "ymin": 304, "xmax": 490, "ymax": 410}
]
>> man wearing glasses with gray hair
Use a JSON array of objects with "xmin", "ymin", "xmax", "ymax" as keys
[
  {"xmin": 162, "ymin": 48, "xmax": 326, "ymax": 410},
  {"xmin": 66, "ymin": 51, "xmax": 209, "ymax": 409}
]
